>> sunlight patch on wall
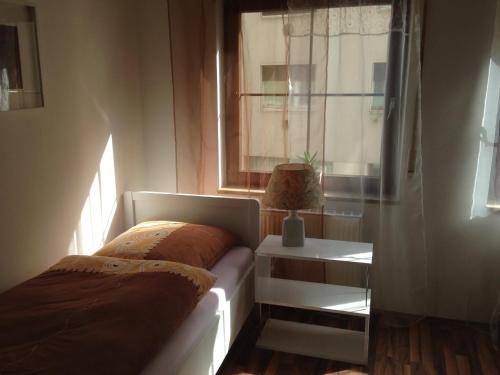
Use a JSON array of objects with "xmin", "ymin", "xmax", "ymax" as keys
[
  {"xmin": 68, "ymin": 135, "xmax": 117, "ymax": 255},
  {"xmin": 471, "ymin": 2, "xmax": 500, "ymax": 218}
]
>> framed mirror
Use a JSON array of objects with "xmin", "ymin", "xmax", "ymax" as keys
[{"xmin": 0, "ymin": 1, "xmax": 43, "ymax": 111}]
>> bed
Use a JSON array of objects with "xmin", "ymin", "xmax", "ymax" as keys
[
  {"xmin": 0, "ymin": 191, "xmax": 260, "ymax": 375},
  {"xmin": 125, "ymin": 191, "xmax": 260, "ymax": 375}
]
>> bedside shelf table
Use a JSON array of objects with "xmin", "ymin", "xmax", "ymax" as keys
[{"xmin": 255, "ymin": 234, "xmax": 373, "ymax": 365}]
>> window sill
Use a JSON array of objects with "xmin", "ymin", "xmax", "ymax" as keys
[
  {"xmin": 218, "ymin": 186, "xmax": 388, "ymax": 203},
  {"xmin": 217, "ymin": 187, "xmax": 265, "ymax": 197},
  {"xmin": 486, "ymin": 203, "xmax": 500, "ymax": 210}
]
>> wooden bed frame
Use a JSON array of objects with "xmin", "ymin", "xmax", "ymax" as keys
[{"xmin": 124, "ymin": 191, "xmax": 260, "ymax": 375}]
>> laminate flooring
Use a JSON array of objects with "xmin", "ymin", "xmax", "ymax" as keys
[{"xmin": 217, "ymin": 307, "xmax": 500, "ymax": 375}]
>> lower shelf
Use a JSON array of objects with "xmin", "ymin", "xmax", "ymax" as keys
[{"xmin": 256, "ymin": 318, "xmax": 368, "ymax": 365}]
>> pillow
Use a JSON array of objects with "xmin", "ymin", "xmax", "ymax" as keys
[{"xmin": 94, "ymin": 221, "xmax": 239, "ymax": 269}]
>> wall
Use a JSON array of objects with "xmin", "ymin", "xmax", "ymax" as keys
[
  {"xmin": 136, "ymin": 0, "xmax": 176, "ymax": 192},
  {"xmin": 419, "ymin": 0, "xmax": 500, "ymax": 322},
  {"xmin": 0, "ymin": 0, "xmax": 145, "ymax": 291}
]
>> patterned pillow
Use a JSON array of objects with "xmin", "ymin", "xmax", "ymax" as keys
[{"xmin": 95, "ymin": 221, "xmax": 239, "ymax": 269}]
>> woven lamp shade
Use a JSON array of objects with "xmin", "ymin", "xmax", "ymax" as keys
[{"xmin": 262, "ymin": 163, "xmax": 324, "ymax": 210}]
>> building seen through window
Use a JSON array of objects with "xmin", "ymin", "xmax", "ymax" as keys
[{"xmin": 225, "ymin": 3, "xmax": 401, "ymax": 194}]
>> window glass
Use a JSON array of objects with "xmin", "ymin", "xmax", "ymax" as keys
[
  {"xmin": 372, "ymin": 62, "xmax": 387, "ymax": 110},
  {"xmin": 261, "ymin": 64, "xmax": 315, "ymax": 110},
  {"xmin": 261, "ymin": 65, "xmax": 287, "ymax": 110},
  {"xmin": 239, "ymin": 7, "xmax": 391, "ymax": 177},
  {"xmin": 227, "ymin": 5, "xmax": 399, "ymax": 191}
]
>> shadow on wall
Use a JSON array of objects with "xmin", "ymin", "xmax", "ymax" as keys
[{"xmin": 67, "ymin": 134, "xmax": 118, "ymax": 255}]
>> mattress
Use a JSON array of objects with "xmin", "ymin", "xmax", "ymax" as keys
[{"xmin": 141, "ymin": 246, "xmax": 254, "ymax": 375}]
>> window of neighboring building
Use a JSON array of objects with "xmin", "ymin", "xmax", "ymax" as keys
[
  {"xmin": 372, "ymin": 62, "xmax": 387, "ymax": 111},
  {"xmin": 261, "ymin": 65, "xmax": 288, "ymax": 110},
  {"xmin": 261, "ymin": 64, "xmax": 314, "ymax": 111}
]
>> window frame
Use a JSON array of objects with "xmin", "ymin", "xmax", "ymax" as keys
[{"xmin": 223, "ymin": 0, "xmax": 408, "ymax": 199}]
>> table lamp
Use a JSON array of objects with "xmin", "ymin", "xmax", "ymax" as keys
[{"xmin": 262, "ymin": 163, "xmax": 324, "ymax": 247}]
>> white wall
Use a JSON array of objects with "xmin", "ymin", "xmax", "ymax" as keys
[
  {"xmin": 0, "ymin": 0, "xmax": 145, "ymax": 291},
  {"xmin": 136, "ymin": 0, "xmax": 176, "ymax": 192}
]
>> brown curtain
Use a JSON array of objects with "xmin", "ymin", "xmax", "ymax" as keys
[{"xmin": 168, "ymin": 0, "xmax": 219, "ymax": 194}]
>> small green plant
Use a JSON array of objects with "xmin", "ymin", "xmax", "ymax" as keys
[{"xmin": 299, "ymin": 150, "xmax": 318, "ymax": 166}]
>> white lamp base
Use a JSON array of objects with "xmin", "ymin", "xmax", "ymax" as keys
[{"xmin": 282, "ymin": 210, "xmax": 304, "ymax": 247}]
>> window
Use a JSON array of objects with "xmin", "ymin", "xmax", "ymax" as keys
[
  {"xmin": 261, "ymin": 65, "xmax": 288, "ymax": 110},
  {"xmin": 224, "ymin": 1, "xmax": 407, "ymax": 197},
  {"xmin": 471, "ymin": 16, "xmax": 500, "ymax": 216},
  {"xmin": 372, "ymin": 62, "xmax": 387, "ymax": 111},
  {"xmin": 261, "ymin": 64, "xmax": 314, "ymax": 110}
]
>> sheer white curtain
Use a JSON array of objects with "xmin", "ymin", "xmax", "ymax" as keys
[
  {"xmin": 375, "ymin": 0, "xmax": 429, "ymax": 314},
  {"xmin": 185, "ymin": 0, "xmax": 429, "ymax": 313},
  {"xmin": 282, "ymin": 0, "xmax": 429, "ymax": 314}
]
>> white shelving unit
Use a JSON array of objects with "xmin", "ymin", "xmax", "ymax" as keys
[{"xmin": 255, "ymin": 234, "xmax": 373, "ymax": 365}]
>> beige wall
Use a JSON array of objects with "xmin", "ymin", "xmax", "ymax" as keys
[
  {"xmin": 136, "ymin": 0, "xmax": 176, "ymax": 192},
  {"xmin": 0, "ymin": 0, "xmax": 145, "ymax": 290}
]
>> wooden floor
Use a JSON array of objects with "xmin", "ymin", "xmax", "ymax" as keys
[{"xmin": 217, "ymin": 307, "xmax": 500, "ymax": 375}]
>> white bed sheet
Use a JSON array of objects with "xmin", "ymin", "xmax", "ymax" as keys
[{"xmin": 141, "ymin": 246, "xmax": 254, "ymax": 375}]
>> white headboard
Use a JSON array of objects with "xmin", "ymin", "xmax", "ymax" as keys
[{"xmin": 124, "ymin": 191, "xmax": 261, "ymax": 250}]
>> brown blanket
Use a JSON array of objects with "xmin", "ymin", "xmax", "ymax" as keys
[{"xmin": 0, "ymin": 255, "xmax": 216, "ymax": 375}]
